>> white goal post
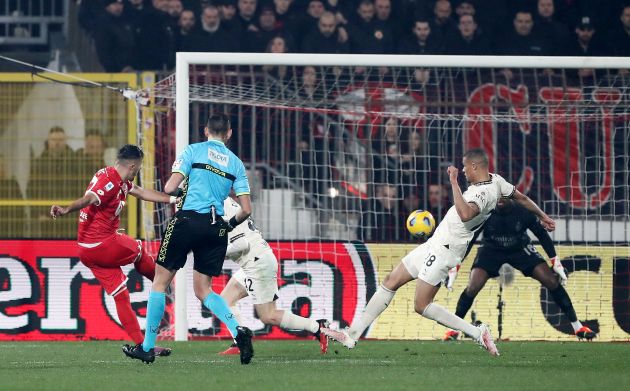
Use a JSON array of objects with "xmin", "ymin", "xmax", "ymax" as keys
[{"xmin": 171, "ymin": 53, "xmax": 630, "ymax": 341}]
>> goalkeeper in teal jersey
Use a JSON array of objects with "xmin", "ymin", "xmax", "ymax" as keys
[{"xmin": 123, "ymin": 113, "xmax": 255, "ymax": 365}]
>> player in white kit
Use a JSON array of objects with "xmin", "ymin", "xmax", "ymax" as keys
[
  {"xmin": 322, "ymin": 149, "xmax": 555, "ymax": 356},
  {"xmin": 217, "ymin": 197, "xmax": 330, "ymax": 355}
]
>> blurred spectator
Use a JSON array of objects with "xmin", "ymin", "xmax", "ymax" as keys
[
  {"xmin": 0, "ymin": 155, "xmax": 26, "ymax": 238},
  {"xmin": 245, "ymin": 6, "xmax": 282, "ymax": 52},
  {"xmin": 427, "ymin": 183, "xmax": 449, "ymax": 221},
  {"xmin": 292, "ymin": 0, "xmax": 327, "ymax": 46},
  {"xmin": 431, "ymin": 0, "xmax": 459, "ymax": 46},
  {"xmin": 607, "ymin": 4, "xmax": 630, "ymax": 56},
  {"xmin": 167, "ymin": 0, "xmax": 184, "ymax": 22},
  {"xmin": 27, "ymin": 127, "xmax": 78, "ymax": 238},
  {"xmin": 263, "ymin": 36, "xmax": 293, "ymax": 80},
  {"xmin": 535, "ymin": 0, "xmax": 571, "ymax": 55},
  {"xmin": 296, "ymin": 66, "xmax": 322, "ymax": 100},
  {"xmin": 174, "ymin": 9, "xmax": 198, "ymax": 51},
  {"xmin": 301, "ymin": 11, "xmax": 349, "ymax": 53},
  {"xmin": 237, "ymin": 0, "xmax": 259, "ymax": 32},
  {"xmin": 76, "ymin": 130, "xmax": 106, "ymax": 179},
  {"xmin": 443, "ymin": 14, "xmax": 490, "ymax": 54},
  {"xmin": 346, "ymin": 0, "xmax": 396, "ymax": 53},
  {"xmin": 400, "ymin": 130, "xmax": 426, "ymax": 195},
  {"xmin": 565, "ymin": 16, "xmax": 606, "ymax": 78},
  {"xmin": 131, "ymin": 0, "xmax": 175, "ymax": 70},
  {"xmin": 124, "ymin": 0, "xmax": 148, "ymax": 24},
  {"xmin": 566, "ymin": 16, "xmax": 605, "ymax": 56},
  {"xmin": 79, "ymin": 0, "xmax": 108, "ymax": 34},
  {"xmin": 374, "ymin": 0, "xmax": 403, "ymax": 38},
  {"xmin": 454, "ymin": 0, "xmax": 475, "ymax": 17},
  {"xmin": 198, "ymin": 5, "xmax": 240, "ymax": 51},
  {"xmin": 365, "ymin": 184, "xmax": 399, "ymax": 241},
  {"xmin": 93, "ymin": 0, "xmax": 136, "ymax": 72},
  {"xmin": 372, "ymin": 117, "xmax": 400, "ymax": 185},
  {"xmin": 398, "ymin": 19, "xmax": 441, "ymax": 54},
  {"xmin": 218, "ymin": 0, "xmax": 242, "ymax": 36},
  {"xmin": 497, "ymin": 10, "xmax": 550, "ymax": 55},
  {"xmin": 273, "ymin": 0, "xmax": 295, "ymax": 29}
]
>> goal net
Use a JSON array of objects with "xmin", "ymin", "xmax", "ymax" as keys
[{"xmin": 138, "ymin": 54, "xmax": 630, "ymax": 342}]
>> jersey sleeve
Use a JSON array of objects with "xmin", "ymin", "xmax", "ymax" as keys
[
  {"xmin": 232, "ymin": 160, "xmax": 250, "ymax": 196},
  {"xmin": 495, "ymin": 174, "xmax": 516, "ymax": 198},
  {"xmin": 464, "ymin": 186, "xmax": 489, "ymax": 212},
  {"xmin": 85, "ymin": 173, "xmax": 117, "ymax": 207},
  {"xmin": 171, "ymin": 146, "xmax": 193, "ymax": 177}
]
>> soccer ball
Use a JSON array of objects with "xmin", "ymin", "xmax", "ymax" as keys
[{"xmin": 406, "ymin": 210, "xmax": 436, "ymax": 239}]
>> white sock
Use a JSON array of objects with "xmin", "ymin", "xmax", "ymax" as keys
[
  {"xmin": 230, "ymin": 306, "xmax": 244, "ymax": 325},
  {"xmin": 280, "ymin": 311, "xmax": 319, "ymax": 333},
  {"xmin": 422, "ymin": 303, "xmax": 481, "ymax": 340},
  {"xmin": 571, "ymin": 321, "xmax": 583, "ymax": 332},
  {"xmin": 348, "ymin": 285, "xmax": 396, "ymax": 340}
]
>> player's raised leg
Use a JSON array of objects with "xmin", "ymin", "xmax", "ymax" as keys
[
  {"xmin": 323, "ymin": 262, "xmax": 413, "ymax": 348},
  {"xmin": 531, "ymin": 263, "xmax": 596, "ymax": 340}
]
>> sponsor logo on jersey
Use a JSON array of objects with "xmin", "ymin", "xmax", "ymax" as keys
[
  {"xmin": 172, "ymin": 159, "xmax": 183, "ymax": 171},
  {"xmin": 208, "ymin": 149, "xmax": 229, "ymax": 166},
  {"xmin": 104, "ymin": 182, "xmax": 114, "ymax": 192}
]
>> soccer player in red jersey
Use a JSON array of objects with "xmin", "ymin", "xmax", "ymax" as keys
[{"xmin": 50, "ymin": 145, "xmax": 177, "ymax": 355}]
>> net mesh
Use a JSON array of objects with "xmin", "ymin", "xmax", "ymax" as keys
[{"xmin": 139, "ymin": 63, "xmax": 630, "ymax": 341}]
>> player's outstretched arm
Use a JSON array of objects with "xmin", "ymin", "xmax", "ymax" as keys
[
  {"xmin": 448, "ymin": 166, "xmax": 479, "ymax": 222},
  {"xmin": 512, "ymin": 190, "xmax": 555, "ymax": 231},
  {"xmin": 50, "ymin": 193, "xmax": 99, "ymax": 219},
  {"xmin": 129, "ymin": 186, "xmax": 177, "ymax": 204},
  {"xmin": 163, "ymin": 172, "xmax": 185, "ymax": 196}
]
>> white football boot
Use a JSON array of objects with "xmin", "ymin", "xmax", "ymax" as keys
[
  {"xmin": 321, "ymin": 327, "xmax": 357, "ymax": 349},
  {"xmin": 476, "ymin": 323, "xmax": 499, "ymax": 356}
]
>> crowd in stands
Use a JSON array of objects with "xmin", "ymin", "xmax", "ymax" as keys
[
  {"xmin": 2, "ymin": 127, "xmax": 112, "ymax": 238},
  {"xmin": 79, "ymin": 0, "xmax": 630, "ymax": 72}
]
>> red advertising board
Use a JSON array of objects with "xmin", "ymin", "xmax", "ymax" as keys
[{"xmin": 0, "ymin": 240, "xmax": 376, "ymax": 341}]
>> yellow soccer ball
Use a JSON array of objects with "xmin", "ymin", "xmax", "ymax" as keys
[{"xmin": 406, "ymin": 210, "xmax": 436, "ymax": 239}]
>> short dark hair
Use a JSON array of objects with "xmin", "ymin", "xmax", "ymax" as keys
[
  {"xmin": 206, "ymin": 113, "xmax": 231, "ymax": 135},
  {"xmin": 117, "ymin": 144, "xmax": 144, "ymax": 161},
  {"xmin": 463, "ymin": 148, "xmax": 489, "ymax": 167},
  {"xmin": 49, "ymin": 126, "xmax": 65, "ymax": 134}
]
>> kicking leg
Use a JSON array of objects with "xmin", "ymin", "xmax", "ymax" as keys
[
  {"xmin": 112, "ymin": 287, "xmax": 144, "ymax": 344},
  {"xmin": 531, "ymin": 263, "xmax": 595, "ymax": 340},
  {"xmin": 323, "ymin": 262, "xmax": 414, "ymax": 348},
  {"xmin": 416, "ymin": 278, "xmax": 498, "ymax": 356},
  {"xmin": 444, "ymin": 267, "xmax": 491, "ymax": 340},
  {"xmin": 133, "ymin": 245, "xmax": 156, "ymax": 281}
]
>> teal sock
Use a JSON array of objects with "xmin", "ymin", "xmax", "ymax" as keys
[
  {"xmin": 203, "ymin": 292, "xmax": 240, "ymax": 337},
  {"xmin": 142, "ymin": 291, "xmax": 165, "ymax": 352}
]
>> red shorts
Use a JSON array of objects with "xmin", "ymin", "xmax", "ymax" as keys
[{"xmin": 77, "ymin": 233, "xmax": 142, "ymax": 295}]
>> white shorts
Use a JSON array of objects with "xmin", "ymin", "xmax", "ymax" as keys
[
  {"xmin": 233, "ymin": 250, "xmax": 279, "ymax": 304},
  {"xmin": 402, "ymin": 241, "xmax": 460, "ymax": 286}
]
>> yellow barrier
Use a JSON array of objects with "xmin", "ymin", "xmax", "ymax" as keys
[{"xmin": 366, "ymin": 244, "xmax": 630, "ymax": 341}]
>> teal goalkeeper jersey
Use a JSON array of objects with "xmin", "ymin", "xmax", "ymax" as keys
[{"xmin": 171, "ymin": 139, "xmax": 250, "ymax": 215}]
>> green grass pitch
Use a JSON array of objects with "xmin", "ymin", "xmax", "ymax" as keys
[{"xmin": 1, "ymin": 340, "xmax": 627, "ymax": 390}]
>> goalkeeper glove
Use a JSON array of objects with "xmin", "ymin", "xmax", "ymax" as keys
[
  {"xmin": 445, "ymin": 264, "xmax": 460, "ymax": 291},
  {"xmin": 550, "ymin": 256, "xmax": 568, "ymax": 286}
]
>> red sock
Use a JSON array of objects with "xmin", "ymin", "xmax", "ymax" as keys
[
  {"xmin": 114, "ymin": 289, "xmax": 144, "ymax": 344},
  {"xmin": 134, "ymin": 250, "xmax": 155, "ymax": 281}
]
